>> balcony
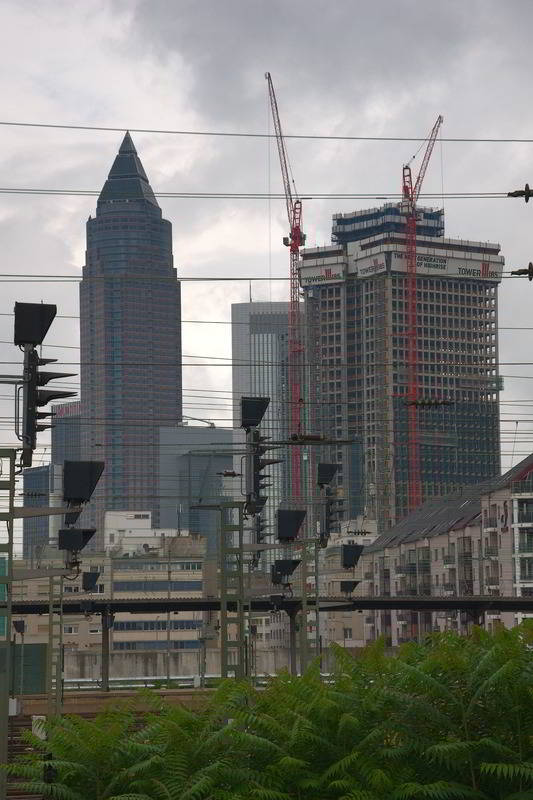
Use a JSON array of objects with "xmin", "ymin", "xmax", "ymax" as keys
[
  {"xmin": 483, "ymin": 517, "xmax": 498, "ymax": 531},
  {"xmin": 395, "ymin": 563, "xmax": 417, "ymax": 576},
  {"xmin": 443, "ymin": 582, "xmax": 456, "ymax": 592},
  {"xmin": 485, "ymin": 575, "xmax": 500, "ymax": 588},
  {"xmin": 518, "ymin": 542, "xmax": 533, "ymax": 554},
  {"xmin": 443, "ymin": 553, "xmax": 456, "ymax": 566},
  {"xmin": 396, "ymin": 612, "xmax": 411, "ymax": 623},
  {"xmin": 517, "ymin": 511, "xmax": 533, "ymax": 524},
  {"xmin": 484, "ymin": 546, "xmax": 498, "ymax": 557},
  {"xmin": 417, "ymin": 559, "xmax": 431, "ymax": 572},
  {"xmin": 457, "ymin": 552, "xmax": 473, "ymax": 562}
]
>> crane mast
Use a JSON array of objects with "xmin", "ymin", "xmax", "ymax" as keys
[
  {"xmin": 266, "ymin": 72, "xmax": 305, "ymax": 499},
  {"xmin": 403, "ymin": 114, "xmax": 443, "ymax": 512}
]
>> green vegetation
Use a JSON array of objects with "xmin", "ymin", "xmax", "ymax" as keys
[{"xmin": 5, "ymin": 625, "xmax": 533, "ymax": 799}]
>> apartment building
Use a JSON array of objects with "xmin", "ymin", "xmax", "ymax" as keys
[
  {"xmin": 359, "ymin": 453, "xmax": 533, "ymax": 645},
  {"xmin": 14, "ymin": 513, "xmax": 207, "ymax": 659}
]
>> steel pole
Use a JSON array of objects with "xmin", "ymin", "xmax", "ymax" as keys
[
  {"xmin": 288, "ymin": 608, "xmax": 298, "ymax": 676},
  {"xmin": 299, "ymin": 543, "xmax": 308, "ymax": 673},
  {"xmin": 166, "ymin": 543, "xmax": 171, "ymax": 688},
  {"xmin": 237, "ymin": 503, "xmax": 246, "ymax": 678},
  {"xmin": 19, "ymin": 633, "xmax": 24, "ymax": 698},
  {"xmin": 0, "ymin": 449, "xmax": 16, "ymax": 800},
  {"xmin": 314, "ymin": 542, "xmax": 321, "ymax": 662},
  {"xmin": 101, "ymin": 609, "xmax": 113, "ymax": 692}
]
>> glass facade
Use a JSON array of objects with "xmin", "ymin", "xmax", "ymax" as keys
[
  {"xmin": 51, "ymin": 401, "xmax": 81, "ymax": 464},
  {"xmin": 22, "ymin": 465, "xmax": 51, "ymax": 560},
  {"xmin": 80, "ymin": 133, "xmax": 182, "ymax": 542},
  {"xmin": 159, "ymin": 426, "xmax": 233, "ymax": 558},
  {"xmin": 231, "ymin": 303, "xmax": 290, "ymax": 567}
]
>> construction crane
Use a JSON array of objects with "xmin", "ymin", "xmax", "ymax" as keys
[
  {"xmin": 402, "ymin": 114, "xmax": 443, "ymax": 511},
  {"xmin": 266, "ymin": 72, "xmax": 306, "ymax": 499}
]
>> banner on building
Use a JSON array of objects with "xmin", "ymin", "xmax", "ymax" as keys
[
  {"xmin": 389, "ymin": 251, "xmax": 503, "ymax": 281},
  {"xmin": 299, "ymin": 264, "xmax": 345, "ymax": 285}
]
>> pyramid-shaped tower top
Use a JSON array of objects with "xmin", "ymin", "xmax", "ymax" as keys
[
  {"xmin": 98, "ymin": 132, "xmax": 159, "ymax": 207},
  {"xmin": 119, "ymin": 131, "xmax": 136, "ymax": 154}
]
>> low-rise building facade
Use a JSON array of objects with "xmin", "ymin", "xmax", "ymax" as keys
[{"xmin": 359, "ymin": 454, "xmax": 533, "ymax": 645}]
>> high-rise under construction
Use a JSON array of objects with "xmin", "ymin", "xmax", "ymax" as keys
[{"xmin": 300, "ymin": 203, "xmax": 503, "ymax": 533}]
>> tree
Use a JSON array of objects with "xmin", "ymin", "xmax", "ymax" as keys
[{"xmin": 5, "ymin": 626, "xmax": 533, "ymax": 800}]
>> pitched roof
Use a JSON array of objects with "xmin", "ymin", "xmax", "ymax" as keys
[
  {"xmin": 98, "ymin": 132, "xmax": 159, "ymax": 207},
  {"xmin": 366, "ymin": 451, "xmax": 533, "ymax": 552}
]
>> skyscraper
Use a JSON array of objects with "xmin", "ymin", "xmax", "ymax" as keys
[
  {"xmin": 80, "ymin": 133, "xmax": 182, "ymax": 538},
  {"xmin": 300, "ymin": 204, "xmax": 503, "ymax": 533},
  {"xmin": 51, "ymin": 400, "xmax": 81, "ymax": 464},
  {"xmin": 159, "ymin": 424, "xmax": 233, "ymax": 557},
  {"xmin": 22, "ymin": 465, "xmax": 51, "ymax": 560},
  {"xmin": 232, "ymin": 302, "xmax": 290, "ymax": 563}
]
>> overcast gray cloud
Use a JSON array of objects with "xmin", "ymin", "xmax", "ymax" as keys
[{"xmin": 0, "ymin": 0, "xmax": 531, "ymax": 508}]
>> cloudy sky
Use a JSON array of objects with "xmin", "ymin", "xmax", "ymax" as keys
[{"xmin": 0, "ymin": 0, "xmax": 532, "ymax": 479}]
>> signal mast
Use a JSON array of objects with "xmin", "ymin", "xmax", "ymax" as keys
[
  {"xmin": 402, "ymin": 114, "xmax": 443, "ymax": 511},
  {"xmin": 266, "ymin": 73, "xmax": 306, "ymax": 499}
]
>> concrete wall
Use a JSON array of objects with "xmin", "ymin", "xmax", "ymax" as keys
[{"xmin": 64, "ymin": 647, "xmax": 291, "ymax": 680}]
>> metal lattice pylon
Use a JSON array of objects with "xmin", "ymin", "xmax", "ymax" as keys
[{"xmin": 46, "ymin": 576, "xmax": 63, "ymax": 717}]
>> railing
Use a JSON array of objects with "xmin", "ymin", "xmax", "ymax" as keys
[
  {"xmin": 517, "ymin": 511, "xmax": 533, "ymax": 524},
  {"xmin": 484, "ymin": 575, "xmax": 499, "ymax": 587},
  {"xmin": 518, "ymin": 542, "xmax": 533, "ymax": 553},
  {"xmin": 395, "ymin": 563, "xmax": 417, "ymax": 575},
  {"xmin": 483, "ymin": 517, "xmax": 498, "ymax": 530},
  {"xmin": 417, "ymin": 559, "xmax": 431, "ymax": 572},
  {"xmin": 443, "ymin": 554, "xmax": 456, "ymax": 566},
  {"xmin": 63, "ymin": 674, "xmax": 276, "ymax": 692},
  {"xmin": 457, "ymin": 552, "xmax": 473, "ymax": 561},
  {"xmin": 484, "ymin": 546, "xmax": 498, "ymax": 557},
  {"xmin": 443, "ymin": 582, "xmax": 456, "ymax": 592}
]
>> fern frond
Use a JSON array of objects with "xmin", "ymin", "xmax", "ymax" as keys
[
  {"xmin": 391, "ymin": 780, "xmax": 486, "ymax": 799},
  {"xmin": 480, "ymin": 761, "xmax": 533, "ymax": 783}
]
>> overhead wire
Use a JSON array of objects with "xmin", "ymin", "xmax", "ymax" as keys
[
  {"xmin": 3, "ymin": 118, "xmax": 533, "ymax": 143},
  {"xmin": 0, "ymin": 187, "xmax": 509, "ymax": 200}
]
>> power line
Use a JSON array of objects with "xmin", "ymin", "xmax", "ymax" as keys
[
  {"xmin": 3, "ymin": 119, "xmax": 533, "ymax": 144},
  {"xmin": 0, "ymin": 273, "xmax": 522, "ymax": 282},
  {"xmin": 0, "ymin": 187, "xmax": 508, "ymax": 200}
]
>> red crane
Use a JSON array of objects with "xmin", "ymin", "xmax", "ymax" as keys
[
  {"xmin": 266, "ymin": 73, "xmax": 306, "ymax": 500},
  {"xmin": 402, "ymin": 114, "xmax": 443, "ymax": 512}
]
